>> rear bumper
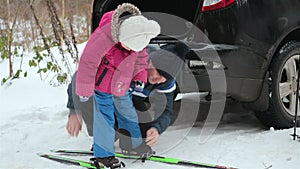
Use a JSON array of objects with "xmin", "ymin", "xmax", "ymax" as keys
[
  {"xmin": 180, "ymin": 46, "xmax": 267, "ymax": 102},
  {"xmin": 189, "ymin": 75, "xmax": 263, "ymax": 102},
  {"xmin": 180, "ymin": 68, "xmax": 264, "ymax": 102}
]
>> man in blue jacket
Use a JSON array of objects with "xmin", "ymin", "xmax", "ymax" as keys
[{"xmin": 66, "ymin": 42, "xmax": 189, "ymax": 152}]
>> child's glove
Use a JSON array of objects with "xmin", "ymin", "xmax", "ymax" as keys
[
  {"xmin": 134, "ymin": 80, "xmax": 145, "ymax": 92},
  {"xmin": 79, "ymin": 96, "xmax": 89, "ymax": 102}
]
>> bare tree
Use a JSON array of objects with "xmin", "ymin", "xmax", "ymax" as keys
[
  {"xmin": 5, "ymin": 0, "xmax": 13, "ymax": 77},
  {"xmin": 61, "ymin": 0, "xmax": 65, "ymax": 44},
  {"xmin": 1, "ymin": 0, "xmax": 93, "ymax": 85}
]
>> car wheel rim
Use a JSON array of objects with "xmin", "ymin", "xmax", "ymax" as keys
[{"xmin": 279, "ymin": 54, "xmax": 300, "ymax": 116}]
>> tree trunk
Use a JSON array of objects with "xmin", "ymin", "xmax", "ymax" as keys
[
  {"xmin": 6, "ymin": 0, "xmax": 13, "ymax": 77},
  {"xmin": 61, "ymin": 0, "xmax": 65, "ymax": 45},
  {"xmin": 86, "ymin": 0, "xmax": 90, "ymax": 38}
]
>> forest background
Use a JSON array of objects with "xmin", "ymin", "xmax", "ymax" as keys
[{"xmin": 0, "ymin": 0, "xmax": 93, "ymax": 85}]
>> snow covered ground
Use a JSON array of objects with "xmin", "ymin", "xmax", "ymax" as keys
[{"xmin": 0, "ymin": 44, "xmax": 299, "ymax": 169}]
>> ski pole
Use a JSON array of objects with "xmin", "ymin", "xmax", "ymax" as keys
[{"xmin": 292, "ymin": 58, "xmax": 300, "ymax": 140}]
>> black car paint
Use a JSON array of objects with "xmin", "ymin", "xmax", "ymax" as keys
[
  {"xmin": 91, "ymin": 0, "xmax": 300, "ymax": 109},
  {"xmin": 197, "ymin": 1, "xmax": 300, "ymax": 101}
]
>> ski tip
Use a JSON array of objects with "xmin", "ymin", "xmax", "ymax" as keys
[
  {"xmin": 37, "ymin": 153, "xmax": 46, "ymax": 157},
  {"xmin": 50, "ymin": 149, "xmax": 58, "ymax": 153}
]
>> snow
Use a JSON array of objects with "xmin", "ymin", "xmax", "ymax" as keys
[{"xmin": 0, "ymin": 44, "xmax": 300, "ymax": 169}]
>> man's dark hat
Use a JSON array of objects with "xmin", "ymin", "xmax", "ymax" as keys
[{"xmin": 149, "ymin": 41, "xmax": 190, "ymax": 80}]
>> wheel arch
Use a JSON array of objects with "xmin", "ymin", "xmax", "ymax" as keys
[
  {"xmin": 267, "ymin": 27, "xmax": 300, "ymax": 71},
  {"xmin": 245, "ymin": 27, "xmax": 300, "ymax": 111}
]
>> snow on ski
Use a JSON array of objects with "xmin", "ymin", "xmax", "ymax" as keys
[{"xmin": 50, "ymin": 149, "xmax": 238, "ymax": 169}]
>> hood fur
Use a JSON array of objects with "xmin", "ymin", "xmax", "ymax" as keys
[{"xmin": 111, "ymin": 3, "xmax": 141, "ymax": 42}]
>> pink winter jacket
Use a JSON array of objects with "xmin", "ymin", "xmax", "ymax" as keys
[{"xmin": 76, "ymin": 11, "xmax": 148, "ymax": 97}]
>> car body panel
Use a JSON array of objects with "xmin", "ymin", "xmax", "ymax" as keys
[{"xmin": 91, "ymin": 0, "xmax": 300, "ymax": 103}]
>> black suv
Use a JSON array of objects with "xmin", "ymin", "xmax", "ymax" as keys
[{"xmin": 91, "ymin": 0, "xmax": 300, "ymax": 129}]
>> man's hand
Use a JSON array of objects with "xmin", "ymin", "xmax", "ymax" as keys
[
  {"xmin": 145, "ymin": 127, "xmax": 159, "ymax": 146},
  {"xmin": 66, "ymin": 114, "xmax": 82, "ymax": 137}
]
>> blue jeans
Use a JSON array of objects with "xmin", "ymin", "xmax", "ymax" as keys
[{"xmin": 93, "ymin": 90, "xmax": 142, "ymax": 157}]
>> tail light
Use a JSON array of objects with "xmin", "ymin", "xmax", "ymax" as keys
[{"xmin": 202, "ymin": 0, "xmax": 236, "ymax": 12}]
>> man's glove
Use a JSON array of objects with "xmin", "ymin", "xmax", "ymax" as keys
[
  {"xmin": 79, "ymin": 96, "xmax": 89, "ymax": 102},
  {"xmin": 134, "ymin": 80, "xmax": 145, "ymax": 92}
]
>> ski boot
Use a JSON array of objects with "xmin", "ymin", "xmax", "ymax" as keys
[
  {"xmin": 90, "ymin": 156, "xmax": 125, "ymax": 169},
  {"xmin": 124, "ymin": 142, "xmax": 156, "ymax": 162},
  {"xmin": 118, "ymin": 128, "xmax": 155, "ymax": 162}
]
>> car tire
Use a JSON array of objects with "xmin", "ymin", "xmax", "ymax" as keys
[{"xmin": 255, "ymin": 41, "xmax": 300, "ymax": 129}]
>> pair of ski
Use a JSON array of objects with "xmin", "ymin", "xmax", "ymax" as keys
[{"xmin": 39, "ymin": 149, "xmax": 237, "ymax": 169}]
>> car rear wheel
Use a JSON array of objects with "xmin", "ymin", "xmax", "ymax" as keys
[{"xmin": 255, "ymin": 41, "xmax": 300, "ymax": 129}]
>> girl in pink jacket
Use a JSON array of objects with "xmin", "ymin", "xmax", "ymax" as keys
[{"xmin": 75, "ymin": 3, "xmax": 160, "ymax": 168}]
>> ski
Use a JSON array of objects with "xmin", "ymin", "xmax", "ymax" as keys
[
  {"xmin": 38, "ymin": 153, "xmax": 99, "ymax": 169},
  {"xmin": 51, "ymin": 149, "xmax": 237, "ymax": 169}
]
